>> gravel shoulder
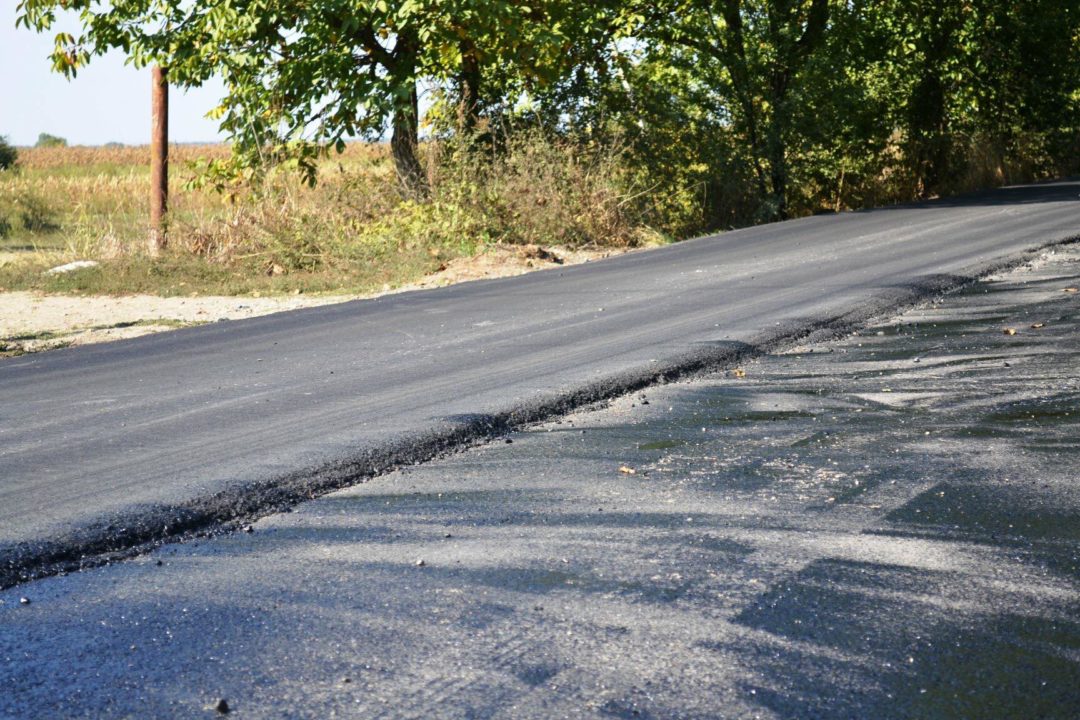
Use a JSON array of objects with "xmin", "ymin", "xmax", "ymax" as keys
[{"xmin": 2, "ymin": 245, "xmax": 1078, "ymax": 718}]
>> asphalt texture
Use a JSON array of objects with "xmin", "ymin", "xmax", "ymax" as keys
[
  {"xmin": 2, "ymin": 181, "xmax": 1080, "ymax": 588},
  {"xmin": 3, "ymin": 237, "xmax": 1079, "ymax": 719}
]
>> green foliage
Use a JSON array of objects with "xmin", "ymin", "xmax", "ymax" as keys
[
  {"xmin": 15, "ymin": 0, "xmax": 1080, "ymax": 235},
  {"xmin": 0, "ymin": 136, "xmax": 17, "ymax": 170},
  {"xmin": 16, "ymin": 0, "xmax": 617, "ymax": 195},
  {"xmin": 35, "ymin": 132, "xmax": 67, "ymax": 148}
]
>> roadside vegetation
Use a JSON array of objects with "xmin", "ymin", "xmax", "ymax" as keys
[
  {"xmin": 4, "ymin": 0, "xmax": 1079, "ymax": 297},
  {"xmin": 0, "ymin": 135, "xmax": 659, "ymax": 295}
]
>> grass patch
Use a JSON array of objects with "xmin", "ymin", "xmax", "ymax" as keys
[
  {"xmin": 4, "ymin": 329, "xmax": 64, "ymax": 342},
  {"xmin": 0, "ymin": 244, "xmax": 455, "ymax": 296}
]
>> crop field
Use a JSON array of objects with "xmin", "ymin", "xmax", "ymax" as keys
[{"xmin": 2, "ymin": 144, "xmax": 233, "ymax": 251}]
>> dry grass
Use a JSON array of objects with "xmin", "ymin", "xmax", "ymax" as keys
[{"xmin": 0, "ymin": 136, "xmax": 666, "ymax": 296}]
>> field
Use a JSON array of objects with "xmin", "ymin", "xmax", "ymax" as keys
[{"xmin": 0, "ymin": 139, "xmax": 662, "ymax": 297}]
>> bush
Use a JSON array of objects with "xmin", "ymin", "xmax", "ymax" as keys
[
  {"xmin": 35, "ymin": 133, "xmax": 68, "ymax": 148},
  {"xmin": 174, "ymin": 131, "xmax": 665, "ymax": 277},
  {"xmin": 0, "ymin": 136, "xmax": 17, "ymax": 170},
  {"xmin": 0, "ymin": 188, "xmax": 58, "ymax": 239},
  {"xmin": 427, "ymin": 130, "xmax": 665, "ymax": 249}
]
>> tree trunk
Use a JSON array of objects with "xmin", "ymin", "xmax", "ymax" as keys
[
  {"xmin": 765, "ymin": 73, "xmax": 791, "ymax": 220},
  {"xmin": 907, "ymin": 4, "xmax": 962, "ymax": 197},
  {"xmin": 458, "ymin": 40, "xmax": 482, "ymax": 134},
  {"xmin": 908, "ymin": 72, "xmax": 949, "ymax": 196},
  {"xmin": 391, "ymin": 81, "xmax": 426, "ymax": 196},
  {"xmin": 720, "ymin": 0, "xmax": 827, "ymax": 222}
]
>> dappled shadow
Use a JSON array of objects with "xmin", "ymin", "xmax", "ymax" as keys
[
  {"xmin": 729, "ymin": 558, "xmax": 1080, "ymax": 719},
  {"xmin": 886, "ymin": 481, "xmax": 1080, "ymax": 543}
]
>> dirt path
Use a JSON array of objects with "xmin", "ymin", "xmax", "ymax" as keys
[{"xmin": 1, "ymin": 245, "xmax": 621, "ymax": 356}]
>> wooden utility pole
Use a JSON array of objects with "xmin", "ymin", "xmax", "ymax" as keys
[{"xmin": 149, "ymin": 65, "xmax": 169, "ymax": 253}]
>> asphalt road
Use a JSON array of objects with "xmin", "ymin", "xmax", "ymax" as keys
[
  {"xmin": 2, "ymin": 242, "xmax": 1078, "ymax": 719},
  {"xmin": 2, "ymin": 181, "xmax": 1079, "ymax": 586}
]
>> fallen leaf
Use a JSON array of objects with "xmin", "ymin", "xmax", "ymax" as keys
[
  {"xmin": 1003, "ymin": 327, "xmax": 1017, "ymax": 335},
  {"xmin": 618, "ymin": 465, "xmax": 637, "ymax": 475},
  {"xmin": 1031, "ymin": 322, "xmax": 1045, "ymax": 329},
  {"xmin": 733, "ymin": 368, "xmax": 746, "ymax": 378}
]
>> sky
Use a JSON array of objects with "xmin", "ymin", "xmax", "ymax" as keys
[{"xmin": 1, "ymin": 8, "xmax": 227, "ymax": 146}]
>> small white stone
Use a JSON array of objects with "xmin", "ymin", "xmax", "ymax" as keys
[{"xmin": 44, "ymin": 260, "xmax": 99, "ymax": 275}]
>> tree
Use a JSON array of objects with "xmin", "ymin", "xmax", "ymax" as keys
[
  {"xmin": 35, "ymin": 132, "xmax": 67, "ymax": 148},
  {"xmin": 0, "ymin": 136, "xmax": 17, "ymax": 169},
  {"xmin": 640, "ymin": 0, "xmax": 830, "ymax": 220},
  {"xmin": 0, "ymin": 137, "xmax": 17, "ymax": 170},
  {"xmin": 17, "ymin": 0, "xmax": 605, "ymax": 195},
  {"xmin": 844, "ymin": 0, "xmax": 1080, "ymax": 197}
]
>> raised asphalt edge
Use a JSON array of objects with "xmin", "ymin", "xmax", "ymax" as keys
[{"xmin": 3, "ymin": 236, "xmax": 1077, "ymax": 589}]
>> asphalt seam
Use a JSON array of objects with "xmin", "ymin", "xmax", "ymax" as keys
[{"xmin": 3, "ymin": 235, "xmax": 1077, "ymax": 590}]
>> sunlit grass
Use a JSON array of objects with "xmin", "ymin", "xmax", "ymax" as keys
[{"xmin": 0, "ymin": 138, "xmax": 663, "ymax": 296}]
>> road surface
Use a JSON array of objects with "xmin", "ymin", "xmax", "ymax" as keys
[
  {"xmin": 2, "ymin": 242, "xmax": 1078, "ymax": 718},
  {"xmin": 2, "ymin": 181, "xmax": 1079, "ymax": 587}
]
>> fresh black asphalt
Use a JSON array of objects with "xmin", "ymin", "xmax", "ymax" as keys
[
  {"xmin": 2, "ymin": 238, "xmax": 1078, "ymax": 719},
  {"xmin": 1, "ymin": 181, "xmax": 1079, "ymax": 587}
]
